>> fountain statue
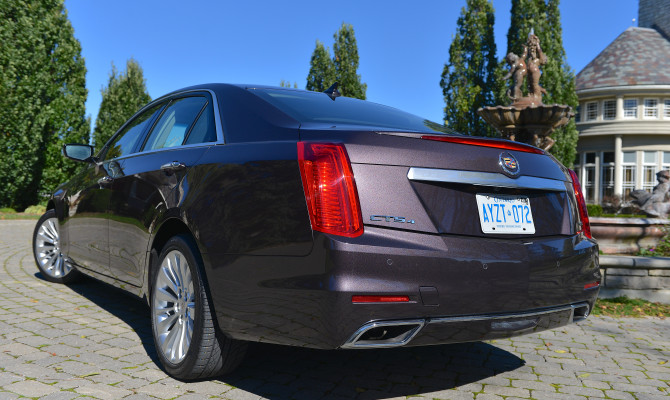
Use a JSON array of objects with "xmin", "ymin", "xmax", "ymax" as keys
[
  {"xmin": 478, "ymin": 30, "xmax": 573, "ymax": 151},
  {"xmin": 630, "ymin": 170, "xmax": 670, "ymax": 218}
]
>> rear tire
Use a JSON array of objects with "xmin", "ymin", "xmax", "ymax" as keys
[
  {"xmin": 32, "ymin": 210, "xmax": 80, "ymax": 283},
  {"xmin": 151, "ymin": 234, "xmax": 247, "ymax": 380}
]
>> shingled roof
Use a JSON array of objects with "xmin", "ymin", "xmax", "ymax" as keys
[{"xmin": 576, "ymin": 27, "xmax": 670, "ymax": 91}]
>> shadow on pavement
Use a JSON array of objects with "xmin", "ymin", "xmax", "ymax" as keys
[
  {"xmin": 36, "ymin": 272, "xmax": 524, "ymax": 398},
  {"xmin": 34, "ymin": 272, "xmax": 160, "ymax": 367},
  {"xmin": 220, "ymin": 338, "xmax": 523, "ymax": 399}
]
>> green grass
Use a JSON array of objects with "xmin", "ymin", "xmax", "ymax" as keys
[
  {"xmin": 0, "ymin": 212, "xmax": 41, "ymax": 220},
  {"xmin": 593, "ymin": 296, "xmax": 670, "ymax": 318}
]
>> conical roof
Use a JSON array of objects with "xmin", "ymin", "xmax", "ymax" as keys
[{"xmin": 576, "ymin": 27, "xmax": 670, "ymax": 91}]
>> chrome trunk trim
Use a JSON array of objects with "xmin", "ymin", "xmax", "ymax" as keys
[{"xmin": 407, "ymin": 167, "xmax": 567, "ymax": 192}]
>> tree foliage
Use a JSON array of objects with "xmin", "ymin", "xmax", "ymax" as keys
[
  {"xmin": 333, "ymin": 23, "xmax": 367, "ymax": 99},
  {"xmin": 0, "ymin": 0, "xmax": 89, "ymax": 209},
  {"xmin": 440, "ymin": 0, "xmax": 501, "ymax": 136},
  {"xmin": 506, "ymin": 0, "xmax": 578, "ymax": 167},
  {"xmin": 306, "ymin": 24, "xmax": 367, "ymax": 99},
  {"xmin": 93, "ymin": 59, "xmax": 151, "ymax": 150},
  {"xmin": 306, "ymin": 40, "xmax": 335, "ymax": 93},
  {"xmin": 279, "ymin": 80, "xmax": 298, "ymax": 88}
]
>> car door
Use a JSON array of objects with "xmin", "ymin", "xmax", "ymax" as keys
[
  {"xmin": 108, "ymin": 93, "xmax": 216, "ymax": 286},
  {"xmin": 67, "ymin": 102, "xmax": 166, "ymax": 278}
]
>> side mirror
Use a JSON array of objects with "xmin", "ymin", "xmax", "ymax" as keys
[{"xmin": 63, "ymin": 144, "xmax": 95, "ymax": 162}]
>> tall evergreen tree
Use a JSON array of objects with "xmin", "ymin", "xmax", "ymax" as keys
[
  {"xmin": 440, "ymin": 0, "xmax": 500, "ymax": 136},
  {"xmin": 306, "ymin": 40, "xmax": 335, "ymax": 92},
  {"xmin": 93, "ymin": 59, "xmax": 151, "ymax": 150},
  {"xmin": 332, "ymin": 23, "xmax": 367, "ymax": 99},
  {"xmin": 0, "ymin": 0, "xmax": 89, "ymax": 209},
  {"xmin": 506, "ymin": 0, "xmax": 578, "ymax": 167}
]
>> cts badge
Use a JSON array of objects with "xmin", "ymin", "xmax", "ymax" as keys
[{"xmin": 499, "ymin": 152, "xmax": 520, "ymax": 176}]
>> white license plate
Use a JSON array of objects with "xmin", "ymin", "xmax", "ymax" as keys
[{"xmin": 476, "ymin": 193, "xmax": 535, "ymax": 234}]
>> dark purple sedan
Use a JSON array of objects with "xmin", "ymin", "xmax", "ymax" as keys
[{"xmin": 32, "ymin": 84, "xmax": 599, "ymax": 380}]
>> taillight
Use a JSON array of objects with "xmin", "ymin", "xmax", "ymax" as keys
[
  {"xmin": 421, "ymin": 135, "xmax": 545, "ymax": 154},
  {"xmin": 568, "ymin": 169, "xmax": 592, "ymax": 238},
  {"xmin": 298, "ymin": 142, "xmax": 364, "ymax": 238},
  {"xmin": 352, "ymin": 295, "xmax": 410, "ymax": 303},
  {"xmin": 584, "ymin": 281, "xmax": 600, "ymax": 290}
]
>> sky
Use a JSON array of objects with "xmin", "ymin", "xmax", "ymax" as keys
[{"xmin": 63, "ymin": 0, "xmax": 639, "ymax": 130}]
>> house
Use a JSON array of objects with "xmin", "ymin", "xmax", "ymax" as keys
[{"xmin": 574, "ymin": 0, "xmax": 670, "ymax": 205}]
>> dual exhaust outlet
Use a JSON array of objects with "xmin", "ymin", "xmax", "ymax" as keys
[{"xmin": 342, "ymin": 302, "xmax": 590, "ymax": 349}]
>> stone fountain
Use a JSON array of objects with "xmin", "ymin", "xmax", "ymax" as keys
[{"xmin": 478, "ymin": 31, "xmax": 573, "ymax": 151}]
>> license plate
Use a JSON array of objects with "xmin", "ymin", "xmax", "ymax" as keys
[{"xmin": 476, "ymin": 193, "xmax": 535, "ymax": 234}]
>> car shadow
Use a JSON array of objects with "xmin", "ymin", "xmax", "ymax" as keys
[
  {"xmin": 34, "ymin": 272, "xmax": 161, "ymax": 367},
  {"xmin": 220, "ymin": 341, "xmax": 523, "ymax": 399},
  {"xmin": 36, "ymin": 272, "xmax": 524, "ymax": 398}
]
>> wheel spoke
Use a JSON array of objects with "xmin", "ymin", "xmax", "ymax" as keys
[{"xmin": 156, "ymin": 286, "xmax": 178, "ymax": 304}]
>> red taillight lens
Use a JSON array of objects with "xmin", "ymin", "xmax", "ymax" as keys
[
  {"xmin": 584, "ymin": 281, "xmax": 600, "ymax": 290},
  {"xmin": 352, "ymin": 295, "xmax": 410, "ymax": 303},
  {"xmin": 298, "ymin": 142, "xmax": 364, "ymax": 238},
  {"xmin": 568, "ymin": 169, "xmax": 592, "ymax": 239},
  {"xmin": 421, "ymin": 135, "xmax": 545, "ymax": 154}
]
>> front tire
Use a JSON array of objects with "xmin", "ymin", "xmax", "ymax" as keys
[
  {"xmin": 32, "ymin": 210, "xmax": 80, "ymax": 283},
  {"xmin": 151, "ymin": 234, "xmax": 247, "ymax": 380}
]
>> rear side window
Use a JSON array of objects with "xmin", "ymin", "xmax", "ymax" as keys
[
  {"xmin": 143, "ymin": 97, "xmax": 208, "ymax": 151},
  {"xmin": 184, "ymin": 102, "xmax": 217, "ymax": 145},
  {"xmin": 103, "ymin": 102, "xmax": 164, "ymax": 161}
]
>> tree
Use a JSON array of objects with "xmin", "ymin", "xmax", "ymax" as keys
[
  {"xmin": 0, "ymin": 0, "xmax": 89, "ymax": 210},
  {"xmin": 505, "ymin": 0, "xmax": 578, "ymax": 167},
  {"xmin": 279, "ymin": 80, "xmax": 298, "ymax": 88},
  {"xmin": 93, "ymin": 59, "xmax": 151, "ymax": 150},
  {"xmin": 440, "ymin": 0, "xmax": 500, "ymax": 136},
  {"xmin": 332, "ymin": 23, "xmax": 367, "ymax": 99},
  {"xmin": 306, "ymin": 40, "xmax": 335, "ymax": 92}
]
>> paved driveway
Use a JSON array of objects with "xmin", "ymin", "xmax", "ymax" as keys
[{"xmin": 0, "ymin": 220, "xmax": 668, "ymax": 399}]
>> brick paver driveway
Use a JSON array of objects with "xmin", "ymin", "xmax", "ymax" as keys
[{"xmin": 1, "ymin": 220, "xmax": 668, "ymax": 399}]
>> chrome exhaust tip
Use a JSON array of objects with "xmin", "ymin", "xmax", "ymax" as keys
[
  {"xmin": 571, "ymin": 303, "xmax": 590, "ymax": 323},
  {"xmin": 341, "ymin": 319, "xmax": 425, "ymax": 349}
]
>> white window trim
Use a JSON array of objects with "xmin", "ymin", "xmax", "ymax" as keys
[
  {"xmin": 585, "ymin": 101, "xmax": 598, "ymax": 122},
  {"xmin": 643, "ymin": 98, "xmax": 659, "ymax": 119},
  {"xmin": 623, "ymin": 98, "xmax": 638, "ymax": 119},
  {"xmin": 664, "ymin": 99, "xmax": 670, "ymax": 119},
  {"xmin": 602, "ymin": 100, "xmax": 616, "ymax": 120}
]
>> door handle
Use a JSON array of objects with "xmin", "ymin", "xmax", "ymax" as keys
[
  {"xmin": 97, "ymin": 176, "xmax": 113, "ymax": 186},
  {"xmin": 160, "ymin": 161, "xmax": 186, "ymax": 172}
]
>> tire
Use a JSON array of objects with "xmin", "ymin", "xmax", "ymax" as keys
[
  {"xmin": 151, "ymin": 234, "xmax": 247, "ymax": 380},
  {"xmin": 32, "ymin": 209, "xmax": 80, "ymax": 283}
]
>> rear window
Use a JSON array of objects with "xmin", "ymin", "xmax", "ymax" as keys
[{"xmin": 252, "ymin": 89, "xmax": 453, "ymax": 134}]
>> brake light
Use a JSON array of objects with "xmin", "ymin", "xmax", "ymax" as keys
[
  {"xmin": 352, "ymin": 295, "xmax": 410, "ymax": 303},
  {"xmin": 568, "ymin": 169, "xmax": 592, "ymax": 238},
  {"xmin": 421, "ymin": 135, "xmax": 545, "ymax": 154},
  {"xmin": 298, "ymin": 142, "xmax": 364, "ymax": 238},
  {"xmin": 584, "ymin": 281, "xmax": 600, "ymax": 290}
]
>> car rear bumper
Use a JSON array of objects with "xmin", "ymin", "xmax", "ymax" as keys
[
  {"xmin": 207, "ymin": 226, "xmax": 600, "ymax": 349},
  {"xmin": 341, "ymin": 301, "xmax": 590, "ymax": 349}
]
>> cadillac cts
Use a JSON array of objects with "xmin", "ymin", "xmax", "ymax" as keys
[{"xmin": 32, "ymin": 83, "xmax": 600, "ymax": 380}]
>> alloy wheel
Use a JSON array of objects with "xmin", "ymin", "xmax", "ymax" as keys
[
  {"xmin": 34, "ymin": 217, "xmax": 72, "ymax": 278},
  {"xmin": 153, "ymin": 250, "xmax": 196, "ymax": 364}
]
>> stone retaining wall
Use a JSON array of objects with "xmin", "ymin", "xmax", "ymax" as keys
[
  {"xmin": 590, "ymin": 217, "xmax": 668, "ymax": 255},
  {"xmin": 599, "ymin": 255, "xmax": 670, "ymax": 304}
]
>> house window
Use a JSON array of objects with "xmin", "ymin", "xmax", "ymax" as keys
[
  {"xmin": 665, "ymin": 100, "xmax": 670, "ymax": 118},
  {"xmin": 624, "ymin": 99, "xmax": 637, "ymax": 118},
  {"xmin": 575, "ymin": 105, "xmax": 581, "ymax": 122},
  {"xmin": 603, "ymin": 100, "xmax": 616, "ymax": 120},
  {"xmin": 585, "ymin": 102, "xmax": 598, "ymax": 121},
  {"xmin": 601, "ymin": 152, "xmax": 615, "ymax": 200},
  {"xmin": 622, "ymin": 151, "xmax": 636, "ymax": 199},
  {"xmin": 584, "ymin": 152, "xmax": 596, "ymax": 202},
  {"xmin": 643, "ymin": 151, "xmax": 658, "ymax": 191},
  {"xmin": 644, "ymin": 99, "xmax": 658, "ymax": 118}
]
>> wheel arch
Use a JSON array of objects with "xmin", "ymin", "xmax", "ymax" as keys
[{"xmin": 143, "ymin": 217, "xmax": 212, "ymax": 305}]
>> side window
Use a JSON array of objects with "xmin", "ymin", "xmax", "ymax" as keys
[
  {"xmin": 143, "ymin": 97, "xmax": 208, "ymax": 151},
  {"xmin": 103, "ymin": 103, "xmax": 164, "ymax": 161},
  {"xmin": 184, "ymin": 102, "xmax": 217, "ymax": 145}
]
